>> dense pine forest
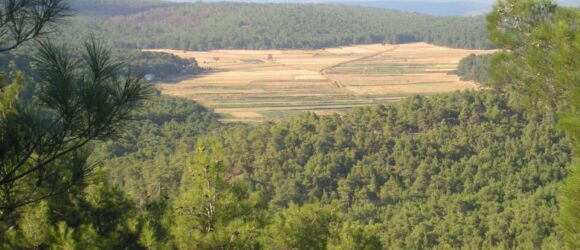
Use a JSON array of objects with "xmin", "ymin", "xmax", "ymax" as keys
[
  {"xmin": 4, "ymin": 91, "xmax": 573, "ymax": 248},
  {"xmin": 63, "ymin": 0, "xmax": 492, "ymax": 50},
  {"xmin": 92, "ymin": 91, "xmax": 571, "ymax": 248},
  {"xmin": 0, "ymin": 0, "xmax": 578, "ymax": 249}
]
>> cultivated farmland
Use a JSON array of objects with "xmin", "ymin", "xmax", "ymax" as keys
[{"xmin": 149, "ymin": 43, "xmax": 492, "ymax": 122}]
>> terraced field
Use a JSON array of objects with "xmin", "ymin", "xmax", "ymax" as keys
[{"xmin": 149, "ymin": 43, "xmax": 492, "ymax": 122}]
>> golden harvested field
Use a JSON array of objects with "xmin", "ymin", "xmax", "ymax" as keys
[{"xmin": 148, "ymin": 43, "xmax": 493, "ymax": 122}]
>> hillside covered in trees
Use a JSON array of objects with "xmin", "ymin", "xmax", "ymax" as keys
[
  {"xmin": 61, "ymin": 1, "xmax": 492, "ymax": 50},
  {"xmin": 6, "ymin": 90, "xmax": 571, "ymax": 248},
  {"xmin": 5, "ymin": 89, "xmax": 569, "ymax": 248}
]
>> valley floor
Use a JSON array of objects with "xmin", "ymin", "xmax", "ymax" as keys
[{"xmin": 150, "ymin": 42, "xmax": 493, "ymax": 122}]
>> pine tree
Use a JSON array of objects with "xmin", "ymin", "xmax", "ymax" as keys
[
  {"xmin": 172, "ymin": 140, "xmax": 265, "ymax": 249},
  {"xmin": 486, "ymin": 0, "xmax": 579, "ymax": 246}
]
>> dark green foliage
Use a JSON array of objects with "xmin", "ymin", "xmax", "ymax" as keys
[
  {"xmin": 6, "ymin": 90, "xmax": 568, "ymax": 249},
  {"xmin": 60, "ymin": 2, "xmax": 492, "ymax": 51},
  {"xmin": 0, "ymin": 39, "xmax": 152, "ymax": 218},
  {"xmin": 74, "ymin": 90, "xmax": 573, "ymax": 249},
  {"xmin": 454, "ymin": 53, "xmax": 492, "ymax": 85},
  {"xmin": 90, "ymin": 94, "xmax": 221, "ymax": 204},
  {"xmin": 20, "ymin": 90, "xmax": 569, "ymax": 248},
  {"xmin": 0, "ymin": 2, "xmax": 154, "ymax": 247},
  {"xmin": 207, "ymin": 91, "xmax": 571, "ymax": 248},
  {"xmin": 0, "ymin": 0, "xmax": 69, "ymax": 52},
  {"xmin": 486, "ymin": 1, "xmax": 579, "ymax": 247}
]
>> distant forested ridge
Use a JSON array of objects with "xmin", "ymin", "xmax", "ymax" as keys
[{"xmin": 61, "ymin": 2, "xmax": 492, "ymax": 50}]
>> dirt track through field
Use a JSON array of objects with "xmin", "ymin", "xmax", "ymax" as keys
[
  {"xmin": 320, "ymin": 45, "xmax": 399, "ymax": 88},
  {"xmin": 147, "ymin": 43, "xmax": 493, "ymax": 122}
]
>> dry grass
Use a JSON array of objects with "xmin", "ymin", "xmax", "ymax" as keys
[{"xmin": 147, "ymin": 43, "xmax": 493, "ymax": 122}]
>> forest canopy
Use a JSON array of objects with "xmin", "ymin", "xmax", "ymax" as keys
[{"xmin": 74, "ymin": 91, "xmax": 574, "ymax": 248}]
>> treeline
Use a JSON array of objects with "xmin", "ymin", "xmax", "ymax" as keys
[
  {"xmin": 0, "ymin": 47, "xmax": 203, "ymax": 84},
  {"xmin": 115, "ymin": 49, "xmax": 204, "ymax": 80},
  {"xmin": 60, "ymin": 2, "xmax": 492, "ymax": 50},
  {"xmin": 454, "ymin": 53, "xmax": 492, "ymax": 85}
]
